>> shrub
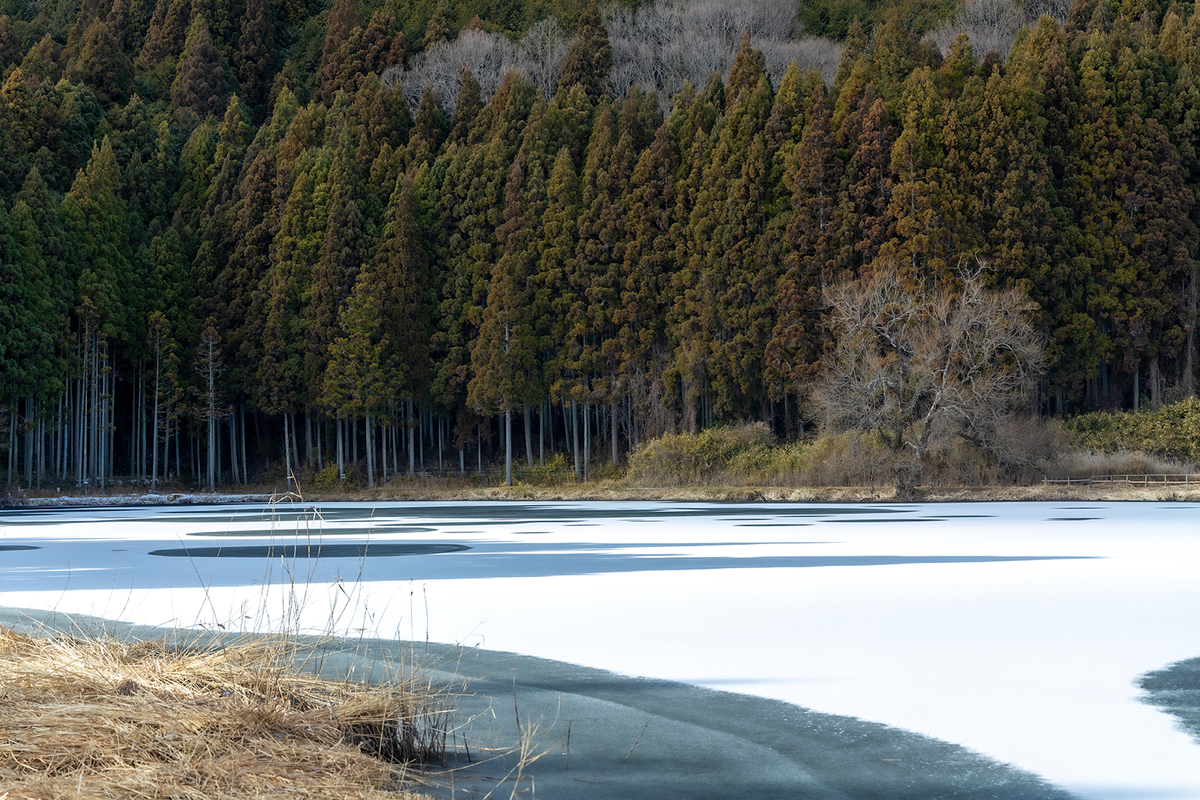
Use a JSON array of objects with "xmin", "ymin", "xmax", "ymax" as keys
[
  {"xmin": 313, "ymin": 464, "xmax": 342, "ymax": 491},
  {"xmin": 625, "ymin": 422, "xmax": 774, "ymax": 486},
  {"xmin": 1063, "ymin": 397, "xmax": 1200, "ymax": 462}
]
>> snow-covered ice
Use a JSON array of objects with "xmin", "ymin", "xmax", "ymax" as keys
[{"xmin": 1, "ymin": 500, "xmax": 1198, "ymax": 799}]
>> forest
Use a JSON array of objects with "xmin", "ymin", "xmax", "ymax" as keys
[{"xmin": 1, "ymin": 0, "xmax": 1198, "ymax": 490}]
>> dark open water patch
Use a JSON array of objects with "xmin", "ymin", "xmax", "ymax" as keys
[
  {"xmin": 1047, "ymin": 517, "xmax": 1100, "ymax": 521},
  {"xmin": 0, "ymin": 545, "xmax": 40, "ymax": 552},
  {"xmin": 150, "ymin": 543, "xmax": 470, "ymax": 559},
  {"xmin": 1139, "ymin": 656, "xmax": 1200, "ymax": 745}
]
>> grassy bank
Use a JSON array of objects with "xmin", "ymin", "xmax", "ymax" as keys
[{"xmin": 0, "ymin": 624, "xmax": 450, "ymax": 799}]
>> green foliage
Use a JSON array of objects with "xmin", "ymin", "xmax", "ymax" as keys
[
  {"xmin": 799, "ymin": 0, "xmax": 960, "ymax": 41},
  {"xmin": 1064, "ymin": 398, "xmax": 1200, "ymax": 461},
  {"xmin": 625, "ymin": 422, "xmax": 776, "ymax": 485},
  {"xmin": 313, "ymin": 462, "xmax": 343, "ymax": 489}
]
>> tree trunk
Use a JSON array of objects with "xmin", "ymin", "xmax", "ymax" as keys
[
  {"xmin": 366, "ymin": 410, "xmax": 375, "ymax": 488},
  {"xmin": 407, "ymin": 398, "xmax": 416, "ymax": 475},
  {"xmin": 571, "ymin": 401, "xmax": 580, "ymax": 479},
  {"xmin": 152, "ymin": 349, "xmax": 160, "ymax": 491},
  {"xmin": 610, "ymin": 399, "xmax": 617, "ymax": 467},
  {"xmin": 505, "ymin": 407, "xmax": 513, "ymax": 486},
  {"xmin": 523, "ymin": 403, "xmax": 534, "ymax": 468},
  {"xmin": 284, "ymin": 411, "xmax": 292, "ymax": 492},
  {"xmin": 228, "ymin": 403, "xmax": 240, "ymax": 485},
  {"xmin": 336, "ymin": 414, "xmax": 344, "ymax": 480}
]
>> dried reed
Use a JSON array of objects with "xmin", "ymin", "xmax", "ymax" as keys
[{"xmin": 0, "ymin": 625, "xmax": 449, "ymax": 799}]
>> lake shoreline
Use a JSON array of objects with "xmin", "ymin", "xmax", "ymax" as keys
[{"xmin": 6, "ymin": 481, "xmax": 1200, "ymax": 508}]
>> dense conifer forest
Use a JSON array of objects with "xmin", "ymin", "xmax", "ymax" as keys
[{"xmin": 0, "ymin": 0, "xmax": 1198, "ymax": 489}]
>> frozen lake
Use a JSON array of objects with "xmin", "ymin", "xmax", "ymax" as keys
[{"xmin": 1, "ymin": 500, "xmax": 1199, "ymax": 799}]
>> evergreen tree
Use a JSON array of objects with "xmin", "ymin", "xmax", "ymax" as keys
[
  {"xmin": 725, "ymin": 31, "xmax": 766, "ymax": 107},
  {"xmin": 766, "ymin": 83, "xmax": 841, "ymax": 416},
  {"xmin": 1065, "ymin": 29, "xmax": 1127, "ymax": 404},
  {"xmin": 66, "ymin": 19, "xmax": 133, "ymax": 106},
  {"xmin": 324, "ymin": 264, "xmax": 388, "ymax": 487},
  {"xmin": 468, "ymin": 154, "xmax": 540, "ymax": 484},
  {"xmin": 235, "ymin": 0, "xmax": 274, "ymax": 116},
  {"xmin": 558, "ymin": 4, "xmax": 610, "ymax": 100},
  {"xmin": 306, "ymin": 130, "xmax": 365, "ymax": 413},
  {"xmin": 171, "ymin": 15, "xmax": 230, "ymax": 120},
  {"xmin": 315, "ymin": 0, "xmax": 363, "ymax": 103},
  {"xmin": 617, "ymin": 122, "xmax": 675, "ymax": 442},
  {"xmin": 873, "ymin": 67, "xmax": 947, "ymax": 285},
  {"xmin": 376, "ymin": 171, "xmax": 434, "ymax": 474},
  {"xmin": 419, "ymin": 1, "xmax": 455, "ymax": 51},
  {"xmin": 139, "ymin": 0, "xmax": 192, "ymax": 68}
]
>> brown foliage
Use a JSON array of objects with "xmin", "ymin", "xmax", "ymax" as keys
[{"xmin": 814, "ymin": 262, "xmax": 1046, "ymax": 495}]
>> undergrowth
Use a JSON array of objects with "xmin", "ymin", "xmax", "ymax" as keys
[
  {"xmin": 1063, "ymin": 397, "xmax": 1200, "ymax": 463},
  {"xmin": 623, "ymin": 421, "xmax": 1065, "ymax": 488}
]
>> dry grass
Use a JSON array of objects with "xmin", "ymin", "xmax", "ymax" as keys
[{"xmin": 0, "ymin": 625, "xmax": 450, "ymax": 800}]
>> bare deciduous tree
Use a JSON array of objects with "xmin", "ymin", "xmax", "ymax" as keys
[
  {"xmin": 386, "ymin": 28, "xmax": 520, "ymax": 114},
  {"xmin": 814, "ymin": 264, "xmax": 1046, "ymax": 497},
  {"xmin": 926, "ymin": 0, "xmax": 1026, "ymax": 60},
  {"xmin": 388, "ymin": 0, "xmax": 843, "ymax": 115},
  {"xmin": 760, "ymin": 37, "xmax": 843, "ymax": 88},
  {"xmin": 606, "ymin": 0, "xmax": 838, "ymax": 108},
  {"xmin": 520, "ymin": 17, "xmax": 570, "ymax": 101}
]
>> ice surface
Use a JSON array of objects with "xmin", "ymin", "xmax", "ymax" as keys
[{"xmin": 2, "ymin": 500, "xmax": 1199, "ymax": 798}]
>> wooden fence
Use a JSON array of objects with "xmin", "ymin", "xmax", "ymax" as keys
[{"xmin": 1043, "ymin": 474, "xmax": 1199, "ymax": 486}]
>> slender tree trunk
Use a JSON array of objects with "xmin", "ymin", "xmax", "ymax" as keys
[
  {"xmin": 610, "ymin": 399, "xmax": 617, "ymax": 467},
  {"xmin": 316, "ymin": 415, "xmax": 323, "ymax": 472},
  {"xmin": 336, "ymin": 414, "xmax": 344, "ymax": 480},
  {"xmin": 1150, "ymin": 357, "xmax": 1161, "ymax": 410},
  {"xmin": 228, "ymin": 403, "xmax": 239, "ymax": 485},
  {"xmin": 152, "ymin": 349, "xmax": 160, "ymax": 491},
  {"xmin": 57, "ymin": 392, "xmax": 65, "ymax": 480},
  {"xmin": 366, "ymin": 410, "xmax": 375, "ymax": 488},
  {"xmin": 505, "ymin": 407, "xmax": 513, "ymax": 486},
  {"xmin": 571, "ymin": 401, "xmax": 580, "ymax": 479},
  {"xmin": 407, "ymin": 399, "xmax": 416, "ymax": 476},
  {"xmin": 37, "ymin": 413, "xmax": 44, "ymax": 488},
  {"xmin": 584, "ymin": 401, "xmax": 590, "ymax": 482},
  {"xmin": 523, "ymin": 404, "xmax": 534, "ymax": 468},
  {"xmin": 290, "ymin": 412, "xmax": 301, "ymax": 482},
  {"xmin": 7, "ymin": 395, "xmax": 14, "ymax": 486},
  {"xmin": 283, "ymin": 411, "xmax": 292, "ymax": 492},
  {"xmin": 24, "ymin": 396, "xmax": 33, "ymax": 485},
  {"xmin": 305, "ymin": 411, "xmax": 313, "ymax": 469}
]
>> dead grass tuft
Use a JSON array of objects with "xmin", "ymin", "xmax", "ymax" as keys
[{"xmin": 0, "ymin": 625, "xmax": 448, "ymax": 799}]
